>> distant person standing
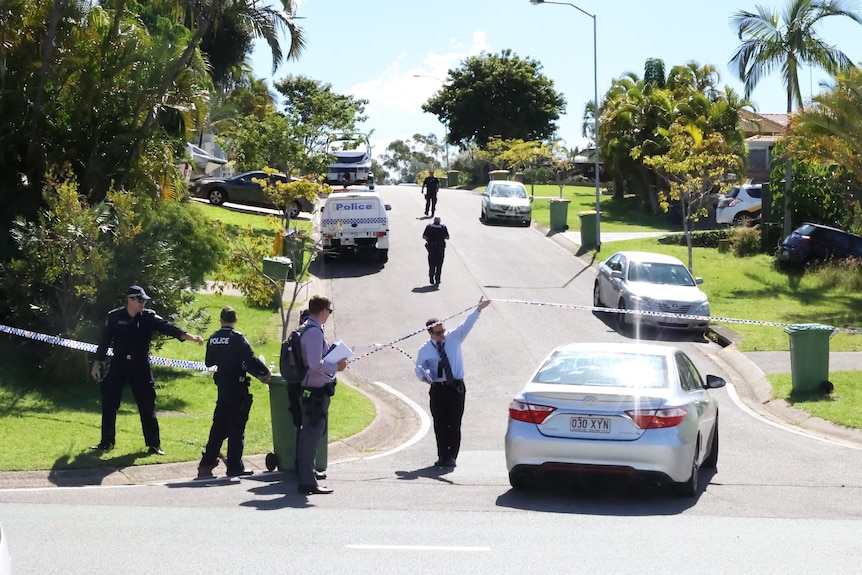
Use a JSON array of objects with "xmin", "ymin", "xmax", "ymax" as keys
[
  {"xmin": 199, "ymin": 307, "xmax": 271, "ymax": 478},
  {"xmin": 90, "ymin": 285, "xmax": 204, "ymax": 455},
  {"xmin": 341, "ymin": 173, "xmax": 350, "ymax": 189},
  {"xmin": 423, "ymin": 216, "xmax": 449, "ymax": 286},
  {"xmin": 421, "ymin": 169, "xmax": 441, "ymax": 216},
  {"xmin": 414, "ymin": 297, "xmax": 491, "ymax": 467}
]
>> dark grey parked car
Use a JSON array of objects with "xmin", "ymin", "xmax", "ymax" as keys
[
  {"xmin": 777, "ymin": 223, "xmax": 862, "ymax": 266},
  {"xmin": 190, "ymin": 171, "xmax": 315, "ymax": 218}
]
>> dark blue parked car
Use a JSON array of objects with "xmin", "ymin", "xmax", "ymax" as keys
[{"xmin": 778, "ymin": 223, "xmax": 862, "ymax": 266}]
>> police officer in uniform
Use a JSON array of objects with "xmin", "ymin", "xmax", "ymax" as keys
[
  {"xmin": 422, "ymin": 216, "xmax": 449, "ymax": 286},
  {"xmin": 421, "ymin": 169, "xmax": 441, "ymax": 216},
  {"xmin": 90, "ymin": 285, "xmax": 204, "ymax": 454},
  {"xmin": 199, "ymin": 307, "xmax": 271, "ymax": 477}
]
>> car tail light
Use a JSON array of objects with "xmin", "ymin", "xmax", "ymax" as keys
[
  {"xmin": 375, "ymin": 231, "xmax": 387, "ymax": 237},
  {"xmin": 509, "ymin": 400, "xmax": 556, "ymax": 424},
  {"xmin": 725, "ymin": 199, "xmax": 742, "ymax": 208},
  {"xmin": 625, "ymin": 407, "xmax": 687, "ymax": 429}
]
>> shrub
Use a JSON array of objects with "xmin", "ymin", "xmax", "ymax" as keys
[
  {"xmin": 730, "ymin": 226, "xmax": 761, "ymax": 257},
  {"xmin": 657, "ymin": 229, "xmax": 732, "ymax": 248}
]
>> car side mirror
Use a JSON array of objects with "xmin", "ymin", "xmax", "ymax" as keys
[
  {"xmin": 529, "ymin": 196, "xmax": 534, "ymax": 203},
  {"xmin": 384, "ymin": 204, "xmax": 392, "ymax": 211},
  {"xmin": 611, "ymin": 270, "xmax": 623, "ymax": 279},
  {"xmin": 695, "ymin": 277, "xmax": 704, "ymax": 285},
  {"xmin": 705, "ymin": 374, "xmax": 726, "ymax": 389}
]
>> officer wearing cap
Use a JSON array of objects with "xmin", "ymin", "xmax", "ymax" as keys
[
  {"xmin": 90, "ymin": 285, "xmax": 204, "ymax": 455},
  {"xmin": 198, "ymin": 307, "xmax": 271, "ymax": 477}
]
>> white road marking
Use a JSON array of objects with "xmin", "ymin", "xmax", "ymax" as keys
[{"xmin": 346, "ymin": 544, "xmax": 491, "ymax": 552}]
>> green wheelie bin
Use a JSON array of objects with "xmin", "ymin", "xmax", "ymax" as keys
[
  {"xmin": 784, "ymin": 324, "xmax": 834, "ymax": 394},
  {"xmin": 265, "ymin": 373, "xmax": 327, "ymax": 473}
]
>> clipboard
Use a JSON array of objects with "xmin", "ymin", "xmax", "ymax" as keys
[{"xmin": 324, "ymin": 339, "xmax": 354, "ymax": 363}]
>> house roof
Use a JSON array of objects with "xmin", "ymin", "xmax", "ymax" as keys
[{"xmin": 739, "ymin": 110, "xmax": 792, "ymax": 137}]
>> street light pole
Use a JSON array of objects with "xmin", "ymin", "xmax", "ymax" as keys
[
  {"xmin": 530, "ymin": 0, "xmax": 601, "ymax": 250},
  {"xmin": 413, "ymin": 74, "xmax": 450, "ymax": 171}
]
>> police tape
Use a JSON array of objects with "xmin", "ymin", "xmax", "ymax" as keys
[
  {"xmin": 348, "ymin": 304, "xmax": 475, "ymax": 365},
  {"xmin": 0, "ymin": 323, "xmax": 211, "ymax": 371},
  {"xmin": 2, "ymin": 298, "xmax": 858, "ymax": 373},
  {"xmin": 490, "ymin": 298, "xmax": 861, "ymax": 334}
]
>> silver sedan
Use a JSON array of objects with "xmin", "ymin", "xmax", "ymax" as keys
[
  {"xmin": 593, "ymin": 251, "xmax": 710, "ymax": 332},
  {"xmin": 505, "ymin": 343, "xmax": 725, "ymax": 496}
]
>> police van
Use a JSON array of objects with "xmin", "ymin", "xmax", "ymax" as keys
[{"xmin": 319, "ymin": 189, "xmax": 390, "ymax": 262}]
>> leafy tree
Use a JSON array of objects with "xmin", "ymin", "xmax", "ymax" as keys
[
  {"xmin": 379, "ymin": 138, "xmax": 436, "ymax": 183},
  {"xmin": 219, "ymin": 112, "xmax": 304, "ymax": 173},
  {"xmin": 638, "ymin": 123, "xmax": 742, "ymax": 270},
  {"xmin": 370, "ymin": 159, "xmax": 389, "ymax": 185},
  {"xmin": 787, "ymin": 66, "xmax": 862, "ymax": 194},
  {"xmin": 423, "ymin": 50, "xmax": 565, "ymax": 147},
  {"xmin": 274, "ymin": 75, "xmax": 369, "ymax": 174},
  {"xmin": 256, "ymin": 168, "xmax": 329, "ymax": 229},
  {"xmin": 729, "ymin": 0, "xmax": 862, "ymax": 233}
]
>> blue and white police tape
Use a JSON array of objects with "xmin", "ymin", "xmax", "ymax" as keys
[
  {"xmin": 489, "ymin": 298, "xmax": 861, "ymax": 334},
  {"xmin": 0, "ymin": 323, "xmax": 212, "ymax": 371},
  {"xmin": 348, "ymin": 304, "xmax": 476, "ymax": 365}
]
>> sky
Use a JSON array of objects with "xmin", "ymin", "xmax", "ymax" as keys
[{"xmin": 250, "ymin": 0, "xmax": 862, "ymax": 158}]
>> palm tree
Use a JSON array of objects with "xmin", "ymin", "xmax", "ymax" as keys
[
  {"xmin": 120, "ymin": 0, "xmax": 305, "ymax": 186},
  {"xmin": 730, "ymin": 0, "xmax": 862, "ymax": 113},
  {"xmin": 729, "ymin": 0, "xmax": 862, "ymax": 232}
]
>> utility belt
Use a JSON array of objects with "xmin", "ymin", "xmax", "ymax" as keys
[
  {"xmin": 302, "ymin": 381, "xmax": 336, "ymax": 398},
  {"xmin": 432, "ymin": 379, "xmax": 465, "ymax": 393}
]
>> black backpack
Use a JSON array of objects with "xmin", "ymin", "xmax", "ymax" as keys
[{"xmin": 280, "ymin": 324, "xmax": 314, "ymax": 384}]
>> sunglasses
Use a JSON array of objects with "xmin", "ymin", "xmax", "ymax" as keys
[
  {"xmin": 134, "ymin": 296, "xmax": 148, "ymax": 303},
  {"xmin": 430, "ymin": 329, "xmax": 444, "ymax": 336},
  {"xmin": 327, "ymin": 308, "xmax": 334, "ymax": 313}
]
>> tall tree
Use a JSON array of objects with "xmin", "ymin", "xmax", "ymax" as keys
[
  {"xmin": 423, "ymin": 50, "xmax": 565, "ymax": 147},
  {"xmin": 730, "ymin": 0, "xmax": 862, "ymax": 233},
  {"xmin": 729, "ymin": 0, "xmax": 862, "ymax": 113}
]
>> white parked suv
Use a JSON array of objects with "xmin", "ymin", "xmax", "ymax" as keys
[
  {"xmin": 716, "ymin": 183, "xmax": 762, "ymax": 226},
  {"xmin": 319, "ymin": 189, "xmax": 390, "ymax": 262}
]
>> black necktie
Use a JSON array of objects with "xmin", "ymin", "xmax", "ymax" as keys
[{"xmin": 436, "ymin": 341, "xmax": 454, "ymax": 382}]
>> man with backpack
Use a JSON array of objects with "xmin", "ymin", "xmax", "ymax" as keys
[{"xmin": 292, "ymin": 295, "xmax": 347, "ymax": 495}]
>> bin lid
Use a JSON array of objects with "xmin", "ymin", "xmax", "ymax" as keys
[
  {"xmin": 578, "ymin": 210, "xmax": 597, "ymax": 215},
  {"xmin": 550, "ymin": 198, "xmax": 571, "ymax": 203},
  {"xmin": 783, "ymin": 323, "xmax": 835, "ymax": 334}
]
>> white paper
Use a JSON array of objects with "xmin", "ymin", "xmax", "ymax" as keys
[{"xmin": 324, "ymin": 339, "xmax": 354, "ymax": 363}]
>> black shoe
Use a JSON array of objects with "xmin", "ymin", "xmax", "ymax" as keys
[
  {"xmin": 226, "ymin": 468, "xmax": 254, "ymax": 477},
  {"xmin": 198, "ymin": 459, "xmax": 218, "ymax": 473},
  {"xmin": 297, "ymin": 484, "xmax": 333, "ymax": 494},
  {"xmin": 434, "ymin": 459, "xmax": 445, "ymax": 467},
  {"xmin": 147, "ymin": 446, "xmax": 165, "ymax": 456},
  {"xmin": 314, "ymin": 470, "xmax": 327, "ymax": 480},
  {"xmin": 90, "ymin": 442, "xmax": 114, "ymax": 451},
  {"xmin": 444, "ymin": 458, "xmax": 457, "ymax": 467}
]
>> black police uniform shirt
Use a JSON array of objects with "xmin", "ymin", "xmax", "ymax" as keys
[
  {"xmin": 95, "ymin": 307, "xmax": 187, "ymax": 372},
  {"xmin": 423, "ymin": 176, "xmax": 440, "ymax": 195},
  {"xmin": 424, "ymin": 223, "xmax": 449, "ymax": 246},
  {"xmin": 205, "ymin": 326, "xmax": 268, "ymax": 398}
]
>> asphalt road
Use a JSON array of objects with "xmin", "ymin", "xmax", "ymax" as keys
[{"xmin": 1, "ymin": 184, "xmax": 861, "ymax": 574}]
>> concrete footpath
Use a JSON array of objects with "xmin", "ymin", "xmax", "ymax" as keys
[{"xmin": 1, "ymin": 230, "xmax": 859, "ymax": 489}]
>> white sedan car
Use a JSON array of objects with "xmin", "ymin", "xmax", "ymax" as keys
[
  {"xmin": 480, "ymin": 180, "xmax": 532, "ymax": 226},
  {"xmin": 505, "ymin": 343, "xmax": 726, "ymax": 497},
  {"xmin": 593, "ymin": 251, "xmax": 710, "ymax": 333}
]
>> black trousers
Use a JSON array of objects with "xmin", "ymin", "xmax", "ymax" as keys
[
  {"xmin": 428, "ymin": 382, "xmax": 466, "ymax": 462},
  {"xmin": 201, "ymin": 392, "xmax": 253, "ymax": 472},
  {"xmin": 427, "ymin": 246, "xmax": 445, "ymax": 283},
  {"xmin": 100, "ymin": 365, "xmax": 159, "ymax": 448},
  {"xmin": 424, "ymin": 193, "xmax": 438, "ymax": 215},
  {"xmin": 297, "ymin": 391, "xmax": 330, "ymax": 487}
]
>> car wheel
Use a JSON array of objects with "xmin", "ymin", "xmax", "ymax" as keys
[
  {"xmin": 673, "ymin": 445, "xmax": 700, "ymax": 498},
  {"xmin": 208, "ymin": 188, "xmax": 227, "ymax": 206},
  {"xmin": 287, "ymin": 201, "xmax": 301, "ymax": 219},
  {"xmin": 593, "ymin": 281, "xmax": 604, "ymax": 307},
  {"xmin": 378, "ymin": 249, "xmax": 388, "ymax": 263},
  {"xmin": 703, "ymin": 420, "xmax": 719, "ymax": 469},
  {"xmin": 734, "ymin": 211, "xmax": 756, "ymax": 227},
  {"xmin": 617, "ymin": 299, "xmax": 629, "ymax": 332},
  {"xmin": 508, "ymin": 468, "xmax": 534, "ymax": 491}
]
